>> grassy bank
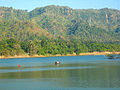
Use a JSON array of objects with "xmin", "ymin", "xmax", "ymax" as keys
[{"xmin": 0, "ymin": 52, "xmax": 120, "ymax": 59}]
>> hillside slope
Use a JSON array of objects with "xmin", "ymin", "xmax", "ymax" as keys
[
  {"xmin": 29, "ymin": 5, "xmax": 120, "ymax": 42},
  {"xmin": 0, "ymin": 6, "xmax": 120, "ymax": 42},
  {"xmin": 0, "ymin": 7, "xmax": 52, "ymax": 41}
]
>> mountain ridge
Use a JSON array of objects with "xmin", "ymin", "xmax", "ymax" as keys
[{"xmin": 0, "ymin": 5, "xmax": 120, "ymax": 42}]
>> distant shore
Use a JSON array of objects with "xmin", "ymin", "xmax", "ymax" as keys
[{"xmin": 0, "ymin": 52, "xmax": 120, "ymax": 59}]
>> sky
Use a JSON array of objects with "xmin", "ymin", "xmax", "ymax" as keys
[{"xmin": 0, "ymin": 0, "xmax": 120, "ymax": 11}]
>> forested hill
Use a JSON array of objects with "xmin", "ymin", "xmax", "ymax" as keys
[
  {"xmin": 0, "ymin": 5, "xmax": 120, "ymax": 42},
  {"xmin": 0, "ymin": 7, "xmax": 52, "ymax": 41}
]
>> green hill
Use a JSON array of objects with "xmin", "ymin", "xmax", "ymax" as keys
[
  {"xmin": 0, "ymin": 7, "xmax": 53, "ymax": 41},
  {"xmin": 0, "ymin": 6, "xmax": 120, "ymax": 56},
  {"xmin": 29, "ymin": 5, "xmax": 120, "ymax": 42},
  {"xmin": 0, "ymin": 5, "xmax": 120, "ymax": 42},
  {"xmin": 0, "ymin": 19, "xmax": 53, "ymax": 41}
]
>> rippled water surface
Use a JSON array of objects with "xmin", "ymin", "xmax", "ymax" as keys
[{"xmin": 0, "ymin": 55, "xmax": 120, "ymax": 90}]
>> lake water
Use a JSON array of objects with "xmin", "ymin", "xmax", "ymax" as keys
[{"xmin": 0, "ymin": 55, "xmax": 120, "ymax": 90}]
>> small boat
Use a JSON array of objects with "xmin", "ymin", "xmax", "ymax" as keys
[
  {"xmin": 55, "ymin": 61, "xmax": 60, "ymax": 64},
  {"xmin": 106, "ymin": 54, "xmax": 116, "ymax": 59}
]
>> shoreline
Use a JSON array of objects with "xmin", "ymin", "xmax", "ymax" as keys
[{"xmin": 0, "ymin": 52, "xmax": 120, "ymax": 59}]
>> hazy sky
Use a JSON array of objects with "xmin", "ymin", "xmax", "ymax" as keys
[{"xmin": 0, "ymin": 0, "xmax": 120, "ymax": 11}]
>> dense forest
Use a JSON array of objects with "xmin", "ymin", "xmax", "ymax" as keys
[
  {"xmin": 0, "ymin": 38, "xmax": 120, "ymax": 56},
  {"xmin": 0, "ymin": 5, "xmax": 120, "ymax": 56}
]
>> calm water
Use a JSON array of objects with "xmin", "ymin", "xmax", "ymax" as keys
[{"xmin": 0, "ymin": 55, "xmax": 120, "ymax": 90}]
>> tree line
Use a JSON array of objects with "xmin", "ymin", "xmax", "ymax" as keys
[{"xmin": 0, "ymin": 38, "xmax": 120, "ymax": 56}]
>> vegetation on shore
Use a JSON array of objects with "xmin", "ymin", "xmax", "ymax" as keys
[{"xmin": 0, "ymin": 38, "xmax": 120, "ymax": 57}]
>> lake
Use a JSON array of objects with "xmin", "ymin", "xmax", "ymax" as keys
[{"xmin": 0, "ymin": 55, "xmax": 120, "ymax": 90}]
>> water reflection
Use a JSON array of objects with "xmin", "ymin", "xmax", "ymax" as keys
[{"xmin": 0, "ymin": 55, "xmax": 120, "ymax": 89}]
